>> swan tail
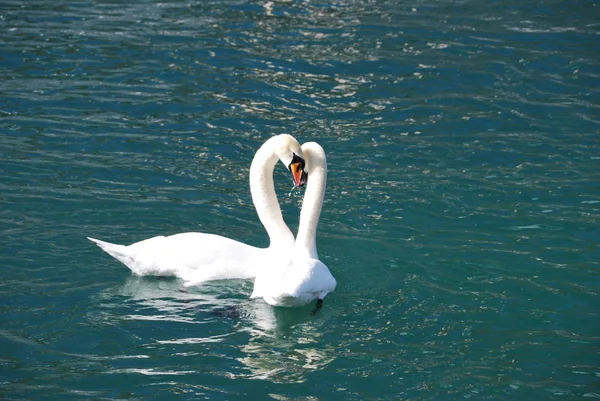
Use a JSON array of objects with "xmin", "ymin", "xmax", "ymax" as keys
[{"xmin": 87, "ymin": 237, "xmax": 136, "ymax": 269}]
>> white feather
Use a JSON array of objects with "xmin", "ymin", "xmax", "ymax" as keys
[{"xmin": 251, "ymin": 142, "xmax": 336, "ymax": 306}]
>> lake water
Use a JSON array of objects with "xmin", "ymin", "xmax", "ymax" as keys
[{"xmin": 1, "ymin": 0, "xmax": 599, "ymax": 399}]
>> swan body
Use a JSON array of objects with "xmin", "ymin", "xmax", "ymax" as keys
[
  {"xmin": 88, "ymin": 134, "xmax": 306, "ymax": 284},
  {"xmin": 253, "ymin": 257, "xmax": 336, "ymax": 307},
  {"xmin": 251, "ymin": 142, "xmax": 336, "ymax": 307},
  {"xmin": 88, "ymin": 233, "xmax": 274, "ymax": 281}
]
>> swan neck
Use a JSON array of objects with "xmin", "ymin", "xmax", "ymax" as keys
[
  {"xmin": 250, "ymin": 141, "xmax": 294, "ymax": 249},
  {"xmin": 295, "ymin": 149, "xmax": 327, "ymax": 259}
]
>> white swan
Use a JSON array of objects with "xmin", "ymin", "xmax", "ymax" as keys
[
  {"xmin": 88, "ymin": 134, "xmax": 306, "ymax": 284},
  {"xmin": 251, "ymin": 142, "xmax": 336, "ymax": 308}
]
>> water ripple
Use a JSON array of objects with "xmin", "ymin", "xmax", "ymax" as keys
[{"xmin": 1, "ymin": 0, "xmax": 599, "ymax": 399}]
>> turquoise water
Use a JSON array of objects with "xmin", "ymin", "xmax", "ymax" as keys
[{"xmin": 1, "ymin": 0, "xmax": 599, "ymax": 399}]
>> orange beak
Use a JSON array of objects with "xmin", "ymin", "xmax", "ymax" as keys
[{"xmin": 289, "ymin": 162, "xmax": 303, "ymax": 187}]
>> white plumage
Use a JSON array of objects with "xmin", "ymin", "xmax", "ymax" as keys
[{"xmin": 251, "ymin": 142, "xmax": 336, "ymax": 306}]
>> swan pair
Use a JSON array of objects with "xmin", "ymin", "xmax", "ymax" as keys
[{"xmin": 88, "ymin": 134, "xmax": 336, "ymax": 310}]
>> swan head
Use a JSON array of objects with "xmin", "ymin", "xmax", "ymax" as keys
[
  {"xmin": 272, "ymin": 134, "xmax": 307, "ymax": 187},
  {"xmin": 288, "ymin": 153, "xmax": 307, "ymax": 187}
]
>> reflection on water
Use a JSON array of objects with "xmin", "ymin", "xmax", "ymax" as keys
[
  {"xmin": 235, "ymin": 304, "xmax": 336, "ymax": 383},
  {"xmin": 94, "ymin": 276, "xmax": 335, "ymax": 383}
]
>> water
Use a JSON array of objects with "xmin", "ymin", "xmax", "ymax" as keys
[{"xmin": 1, "ymin": 0, "xmax": 599, "ymax": 399}]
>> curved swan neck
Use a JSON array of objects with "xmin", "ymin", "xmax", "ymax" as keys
[
  {"xmin": 295, "ymin": 143, "xmax": 327, "ymax": 259},
  {"xmin": 250, "ymin": 137, "xmax": 295, "ymax": 249}
]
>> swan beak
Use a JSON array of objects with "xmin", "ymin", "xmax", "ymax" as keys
[{"xmin": 290, "ymin": 162, "xmax": 305, "ymax": 187}]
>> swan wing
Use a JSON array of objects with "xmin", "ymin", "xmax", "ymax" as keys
[{"xmin": 88, "ymin": 233, "xmax": 270, "ymax": 283}]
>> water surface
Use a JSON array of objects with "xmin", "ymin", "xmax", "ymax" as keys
[{"xmin": 1, "ymin": 0, "xmax": 599, "ymax": 399}]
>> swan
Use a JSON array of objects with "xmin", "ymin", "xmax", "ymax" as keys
[
  {"xmin": 250, "ymin": 142, "xmax": 336, "ymax": 309},
  {"xmin": 88, "ymin": 134, "xmax": 307, "ymax": 283}
]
